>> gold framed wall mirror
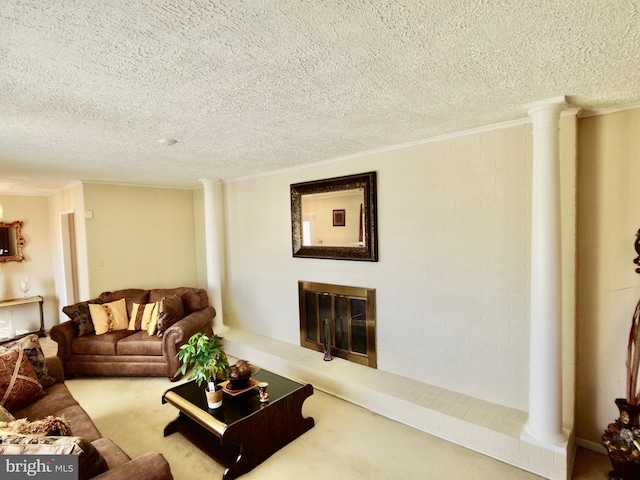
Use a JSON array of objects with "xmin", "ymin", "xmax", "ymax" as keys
[
  {"xmin": 0, "ymin": 221, "xmax": 25, "ymax": 262},
  {"xmin": 290, "ymin": 172, "xmax": 378, "ymax": 261}
]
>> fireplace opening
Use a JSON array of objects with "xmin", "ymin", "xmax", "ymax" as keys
[{"xmin": 298, "ymin": 281, "xmax": 376, "ymax": 368}]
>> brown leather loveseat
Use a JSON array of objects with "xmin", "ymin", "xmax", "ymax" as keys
[{"xmin": 50, "ymin": 287, "xmax": 214, "ymax": 381}]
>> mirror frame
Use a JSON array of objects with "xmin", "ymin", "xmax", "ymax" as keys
[
  {"xmin": 0, "ymin": 220, "xmax": 25, "ymax": 263},
  {"xmin": 291, "ymin": 171, "xmax": 378, "ymax": 261}
]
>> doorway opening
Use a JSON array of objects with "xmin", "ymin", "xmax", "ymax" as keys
[{"xmin": 60, "ymin": 212, "xmax": 79, "ymax": 305}]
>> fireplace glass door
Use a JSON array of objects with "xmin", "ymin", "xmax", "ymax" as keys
[{"xmin": 299, "ymin": 281, "xmax": 376, "ymax": 368}]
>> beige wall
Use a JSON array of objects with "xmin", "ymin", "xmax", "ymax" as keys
[
  {"xmin": 0, "ymin": 194, "xmax": 57, "ymax": 330},
  {"xmin": 576, "ymin": 108, "xmax": 640, "ymax": 446},
  {"xmin": 223, "ymin": 117, "xmax": 577, "ymax": 413},
  {"xmin": 82, "ymin": 183, "xmax": 198, "ymax": 296}
]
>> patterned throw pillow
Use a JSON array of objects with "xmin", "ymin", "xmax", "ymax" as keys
[
  {"xmin": 156, "ymin": 295, "xmax": 185, "ymax": 337},
  {"xmin": 62, "ymin": 300, "xmax": 99, "ymax": 336},
  {"xmin": 0, "ymin": 345, "xmax": 45, "ymax": 412},
  {"xmin": 0, "ymin": 335, "xmax": 56, "ymax": 388},
  {"xmin": 0, "ymin": 434, "xmax": 108, "ymax": 480},
  {"xmin": 88, "ymin": 299, "xmax": 129, "ymax": 335},
  {"xmin": 128, "ymin": 301, "xmax": 160, "ymax": 335},
  {"xmin": 126, "ymin": 291, "xmax": 150, "ymax": 317}
]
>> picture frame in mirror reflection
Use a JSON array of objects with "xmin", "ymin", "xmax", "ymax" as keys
[
  {"xmin": 290, "ymin": 171, "xmax": 378, "ymax": 261},
  {"xmin": 332, "ymin": 209, "xmax": 345, "ymax": 227}
]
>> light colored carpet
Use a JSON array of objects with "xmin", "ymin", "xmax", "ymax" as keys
[{"xmin": 40, "ymin": 337, "xmax": 611, "ymax": 479}]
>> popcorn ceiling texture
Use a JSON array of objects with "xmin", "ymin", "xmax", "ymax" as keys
[{"xmin": 0, "ymin": 1, "xmax": 639, "ymax": 193}]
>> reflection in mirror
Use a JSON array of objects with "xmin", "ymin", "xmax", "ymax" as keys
[
  {"xmin": 291, "ymin": 172, "xmax": 377, "ymax": 261},
  {"xmin": 0, "ymin": 221, "xmax": 25, "ymax": 263},
  {"xmin": 301, "ymin": 188, "xmax": 364, "ymax": 247}
]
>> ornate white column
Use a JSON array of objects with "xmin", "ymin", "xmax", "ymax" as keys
[
  {"xmin": 524, "ymin": 96, "xmax": 567, "ymax": 443},
  {"xmin": 199, "ymin": 178, "xmax": 227, "ymax": 333}
]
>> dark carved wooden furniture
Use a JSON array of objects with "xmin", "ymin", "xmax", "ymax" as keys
[{"xmin": 162, "ymin": 369, "xmax": 314, "ymax": 480}]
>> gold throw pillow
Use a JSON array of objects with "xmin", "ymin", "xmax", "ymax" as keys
[{"xmin": 88, "ymin": 299, "xmax": 129, "ymax": 335}]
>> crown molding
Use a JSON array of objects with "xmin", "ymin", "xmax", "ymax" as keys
[
  {"xmin": 228, "ymin": 110, "xmax": 584, "ymax": 184},
  {"xmin": 577, "ymin": 101, "xmax": 640, "ymax": 118}
]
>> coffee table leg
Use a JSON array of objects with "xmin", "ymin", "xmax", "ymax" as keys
[
  {"xmin": 163, "ymin": 412, "xmax": 182, "ymax": 437},
  {"xmin": 163, "ymin": 411, "xmax": 241, "ymax": 472},
  {"xmin": 220, "ymin": 384, "xmax": 314, "ymax": 480}
]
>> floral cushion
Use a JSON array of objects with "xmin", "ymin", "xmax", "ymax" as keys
[{"xmin": 0, "ymin": 345, "xmax": 45, "ymax": 412}]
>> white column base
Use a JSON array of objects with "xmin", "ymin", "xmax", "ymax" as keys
[{"xmin": 523, "ymin": 420, "xmax": 569, "ymax": 447}]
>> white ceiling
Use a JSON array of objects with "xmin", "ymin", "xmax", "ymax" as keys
[{"xmin": 1, "ymin": 1, "xmax": 639, "ymax": 195}]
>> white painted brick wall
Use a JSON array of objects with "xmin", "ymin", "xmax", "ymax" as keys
[{"xmin": 224, "ymin": 119, "xmax": 572, "ymax": 413}]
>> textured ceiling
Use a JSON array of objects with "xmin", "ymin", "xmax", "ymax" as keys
[{"xmin": 1, "ymin": 1, "xmax": 640, "ymax": 194}]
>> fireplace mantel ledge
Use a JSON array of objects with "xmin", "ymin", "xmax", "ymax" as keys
[{"xmin": 223, "ymin": 326, "xmax": 572, "ymax": 480}]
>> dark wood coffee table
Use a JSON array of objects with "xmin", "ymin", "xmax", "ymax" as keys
[{"xmin": 162, "ymin": 369, "xmax": 314, "ymax": 480}]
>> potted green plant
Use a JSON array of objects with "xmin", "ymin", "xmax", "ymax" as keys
[
  {"xmin": 603, "ymin": 298, "xmax": 640, "ymax": 479},
  {"xmin": 176, "ymin": 332, "xmax": 230, "ymax": 409}
]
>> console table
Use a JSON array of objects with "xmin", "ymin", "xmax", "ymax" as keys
[{"xmin": 0, "ymin": 295, "xmax": 45, "ymax": 343}]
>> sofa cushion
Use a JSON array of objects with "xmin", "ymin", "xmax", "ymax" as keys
[
  {"xmin": 127, "ymin": 291, "xmax": 150, "ymax": 317},
  {"xmin": 98, "ymin": 289, "xmax": 149, "ymax": 316},
  {"xmin": 128, "ymin": 301, "xmax": 160, "ymax": 334},
  {"xmin": 149, "ymin": 287, "xmax": 208, "ymax": 314},
  {"xmin": 0, "ymin": 434, "xmax": 109, "ymax": 480},
  {"xmin": 13, "ymin": 383, "xmax": 79, "ymax": 420},
  {"xmin": 63, "ymin": 300, "xmax": 101, "ymax": 336},
  {"xmin": 92, "ymin": 437, "xmax": 131, "ymax": 469},
  {"xmin": 0, "ymin": 335, "xmax": 56, "ymax": 388},
  {"xmin": 156, "ymin": 295, "xmax": 185, "ymax": 337},
  {"xmin": 10, "ymin": 380, "xmax": 101, "ymax": 442},
  {"xmin": 98, "ymin": 288, "xmax": 147, "ymax": 304},
  {"xmin": 55, "ymin": 405, "xmax": 102, "ymax": 442},
  {"xmin": 72, "ymin": 330, "xmax": 136, "ymax": 355},
  {"xmin": 116, "ymin": 331, "xmax": 163, "ymax": 356},
  {"xmin": 89, "ymin": 299, "xmax": 129, "ymax": 335},
  {"xmin": 0, "ymin": 345, "xmax": 45, "ymax": 412}
]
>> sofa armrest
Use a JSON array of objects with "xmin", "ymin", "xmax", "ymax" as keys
[
  {"xmin": 163, "ymin": 305, "xmax": 215, "ymax": 381},
  {"xmin": 45, "ymin": 356, "xmax": 65, "ymax": 384},
  {"xmin": 49, "ymin": 320, "xmax": 78, "ymax": 379},
  {"xmin": 92, "ymin": 452, "xmax": 173, "ymax": 480}
]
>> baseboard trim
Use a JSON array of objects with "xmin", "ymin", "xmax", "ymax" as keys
[{"xmin": 576, "ymin": 437, "xmax": 606, "ymax": 454}]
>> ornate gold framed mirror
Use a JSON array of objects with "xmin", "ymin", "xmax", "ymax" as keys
[
  {"xmin": 0, "ymin": 221, "xmax": 25, "ymax": 262},
  {"xmin": 291, "ymin": 172, "xmax": 378, "ymax": 261}
]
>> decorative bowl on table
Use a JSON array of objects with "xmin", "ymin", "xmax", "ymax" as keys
[{"xmin": 228, "ymin": 359, "xmax": 252, "ymax": 389}]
